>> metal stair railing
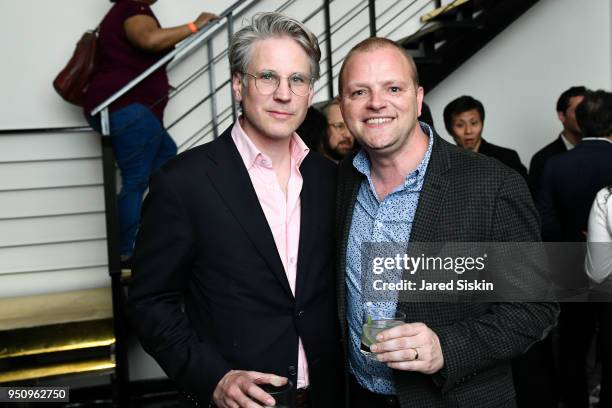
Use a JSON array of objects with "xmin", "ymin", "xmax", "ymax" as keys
[{"xmin": 172, "ymin": 0, "xmax": 443, "ymax": 150}]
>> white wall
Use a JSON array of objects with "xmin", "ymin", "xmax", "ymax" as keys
[{"xmin": 426, "ymin": 0, "xmax": 612, "ymax": 168}]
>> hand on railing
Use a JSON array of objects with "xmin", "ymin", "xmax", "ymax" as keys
[{"xmin": 194, "ymin": 12, "xmax": 219, "ymax": 30}]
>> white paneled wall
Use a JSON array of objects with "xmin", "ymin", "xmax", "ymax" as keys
[{"xmin": 0, "ymin": 129, "xmax": 108, "ymax": 297}]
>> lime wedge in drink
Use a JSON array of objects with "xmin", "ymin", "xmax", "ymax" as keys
[{"xmin": 361, "ymin": 314, "xmax": 377, "ymax": 347}]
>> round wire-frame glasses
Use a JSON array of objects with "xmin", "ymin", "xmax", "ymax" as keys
[{"xmin": 241, "ymin": 71, "xmax": 313, "ymax": 97}]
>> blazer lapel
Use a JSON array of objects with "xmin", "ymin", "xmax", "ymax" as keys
[
  {"xmin": 337, "ymin": 161, "xmax": 363, "ymax": 320},
  {"xmin": 295, "ymin": 155, "xmax": 317, "ymax": 300},
  {"xmin": 410, "ymin": 135, "xmax": 451, "ymax": 243},
  {"xmin": 205, "ymin": 129, "xmax": 294, "ymax": 299}
]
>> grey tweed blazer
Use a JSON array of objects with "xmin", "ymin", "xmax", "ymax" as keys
[{"xmin": 336, "ymin": 134, "xmax": 559, "ymax": 408}]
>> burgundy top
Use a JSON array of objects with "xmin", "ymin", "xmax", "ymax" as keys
[{"xmin": 84, "ymin": 0, "xmax": 170, "ymax": 120}]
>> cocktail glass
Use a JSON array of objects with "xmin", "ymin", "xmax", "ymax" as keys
[
  {"xmin": 260, "ymin": 379, "xmax": 294, "ymax": 408},
  {"xmin": 360, "ymin": 310, "xmax": 406, "ymax": 361}
]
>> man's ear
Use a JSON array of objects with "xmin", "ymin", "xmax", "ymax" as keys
[
  {"xmin": 557, "ymin": 111, "xmax": 566, "ymax": 124},
  {"xmin": 416, "ymin": 86, "xmax": 424, "ymax": 117},
  {"xmin": 307, "ymin": 86, "xmax": 314, "ymax": 106},
  {"xmin": 232, "ymin": 73, "xmax": 243, "ymax": 102}
]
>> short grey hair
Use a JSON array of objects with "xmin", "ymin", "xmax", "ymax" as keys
[{"xmin": 229, "ymin": 12, "xmax": 321, "ymax": 80}]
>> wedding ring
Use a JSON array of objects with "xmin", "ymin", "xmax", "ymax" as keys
[{"xmin": 412, "ymin": 348, "xmax": 419, "ymax": 360}]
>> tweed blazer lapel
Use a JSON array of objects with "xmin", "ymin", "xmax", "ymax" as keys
[
  {"xmin": 205, "ymin": 128, "xmax": 294, "ymax": 300},
  {"xmin": 410, "ymin": 135, "xmax": 452, "ymax": 243}
]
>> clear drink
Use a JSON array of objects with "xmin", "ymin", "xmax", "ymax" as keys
[{"xmin": 360, "ymin": 310, "xmax": 406, "ymax": 360}]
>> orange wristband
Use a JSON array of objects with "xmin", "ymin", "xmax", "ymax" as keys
[{"xmin": 188, "ymin": 22, "xmax": 198, "ymax": 33}]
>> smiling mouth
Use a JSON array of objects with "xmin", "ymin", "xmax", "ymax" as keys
[{"xmin": 365, "ymin": 117, "xmax": 393, "ymax": 125}]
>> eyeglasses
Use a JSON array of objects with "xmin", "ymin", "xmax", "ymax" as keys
[
  {"xmin": 328, "ymin": 122, "xmax": 347, "ymax": 131},
  {"xmin": 241, "ymin": 71, "xmax": 313, "ymax": 97}
]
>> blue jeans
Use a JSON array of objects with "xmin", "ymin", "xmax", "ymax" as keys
[{"xmin": 88, "ymin": 103, "xmax": 177, "ymax": 257}]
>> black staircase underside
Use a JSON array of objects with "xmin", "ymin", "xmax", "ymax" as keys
[{"xmin": 398, "ymin": 0, "xmax": 540, "ymax": 92}]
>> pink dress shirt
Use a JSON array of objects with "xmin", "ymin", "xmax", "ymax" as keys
[{"xmin": 231, "ymin": 119, "xmax": 310, "ymax": 389}]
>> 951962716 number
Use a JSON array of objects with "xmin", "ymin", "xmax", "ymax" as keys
[{"xmin": 0, "ymin": 387, "xmax": 69, "ymax": 402}]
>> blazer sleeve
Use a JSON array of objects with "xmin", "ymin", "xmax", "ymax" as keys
[
  {"xmin": 528, "ymin": 152, "xmax": 545, "ymax": 196},
  {"xmin": 509, "ymin": 150, "xmax": 528, "ymax": 181},
  {"xmin": 127, "ymin": 168, "xmax": 231, "ymax": 404},
  {"xmin": 433, "ymin": 170, "xmax": 559, "ymax": 393},
  {"xmin": 536, "ymin": 161, "xmax": 561, "ymax": 241}
]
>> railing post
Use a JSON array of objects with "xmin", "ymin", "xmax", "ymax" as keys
[
  {"xmin": 368, "ymin": 0, "xmax": 377, "ymax": 37},
  {"xmin": 99, "ymin": 107, "xmax": 130, "ymax": 407},
  {"xmin": 323, "ymin": 0, "xmax": 334, "ymax": 99},
  {"xmin": 207, "ymin": 41, "xmax": 219, "ymax": 139},
  {"xmin": 227, "ymin": 12, "xmax": 238, "ymax": 123}
]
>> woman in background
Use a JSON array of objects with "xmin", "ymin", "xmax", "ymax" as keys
[
  {"xmin": 585, "ymin": 186, "xmax": 612, "ymax": 408},
  {"xmin": 586, "ymin": 186, "xmax": 612, "ymax": 284},
  {"xmin": 84, "ymin": 0, "xmax": 216, "ymax": 264}
]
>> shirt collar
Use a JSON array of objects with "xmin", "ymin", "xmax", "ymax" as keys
[
  {"xmin": 559, "ymin": 132, "xmax": 575, "ymax": 150},
  {"xmin": 231, "ymin": 118, "xmax": 310, "ymax": 170},
  {"xmin": 352, "ymin": 121, "xmax": 434, "ymax": 187},
  {"xmin": 581, "ymin": 137, "xmax": 612, "ymax": 144}
]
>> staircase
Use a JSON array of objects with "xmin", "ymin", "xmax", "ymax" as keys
[
  {"xmin": 0, "ymin": 288, "xmax": 114, "ymax": 383},
  {"xmin": 399, "ymin": 0, "xmax": 540, "ymax": 91}
]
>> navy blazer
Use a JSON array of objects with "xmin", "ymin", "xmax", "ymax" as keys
[
  {"xmin": 537, "ymin": 138, "xmax": 612, "ymax": 242},
  {"xmin": 477, "ymin": 138, "xmax": 527, "ymax": 180},
  {"xmin": 529, "ymin": 135, "xmax": 568, "ymax": 195},
  {"xmin": 127, "ymin": 127, "xmax": 343, "ymax": 406}
]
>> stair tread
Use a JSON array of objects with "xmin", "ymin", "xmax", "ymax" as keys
[
  {"xmin": 399, "ymin": 20, "xmax": 478, "ymax": 48},
  {"xmin": 0, "ymin": 287, "xmax": 112, "ymax": 331},
  {"xmin": 420, "ymin": 0, "xmax": 472, "ymax": 22},
  {"xmin": 0, "ymin": 357, "xmax": 115, "ymax": 383},
  {"xmin": 0, "ymin": 319, "xmax": 114, "ymax": 359}
]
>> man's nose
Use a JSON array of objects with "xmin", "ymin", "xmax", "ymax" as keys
[
  {"xmin": 367, "ymin": 90, "xmax": 386, "ymax": 110},
  {"xmin": 273, "ymin": 79, "xmax": 292, "ymax": 101},
  {"xmin": 341, "ymin": 128, "xmax": 352, "ymax": 139}
]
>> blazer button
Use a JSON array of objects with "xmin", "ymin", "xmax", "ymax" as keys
[
  {"xmin": 288, "ymin": 365, "xmax": 297, "ymax": 376},
  {"xmin": 296, "ymin": 310, "xmax": 304, "ymax": 319}
]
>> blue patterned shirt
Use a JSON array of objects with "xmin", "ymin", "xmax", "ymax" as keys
[{"xmin": 346, "ymin": 122, "xmax": 434, "ymax": 395}]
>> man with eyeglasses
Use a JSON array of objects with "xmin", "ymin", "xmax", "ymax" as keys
[
  {"xmin": 128, "ymin": 12, "xmax": 343, "ymax": 408},
  {"xmin": 321, "ymin": 99, "xmax": 355, "ymax": 163}
]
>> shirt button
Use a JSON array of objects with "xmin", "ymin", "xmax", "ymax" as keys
[
  {"xmin": 290, "ymin": 257, "xmax": 296, "ymax": 264},
  {"xmin": 376, "ymin": 221, "xmax": 383, "ymax": 228}
]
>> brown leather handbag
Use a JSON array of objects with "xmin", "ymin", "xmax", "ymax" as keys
[{"xmin": 53, "ymin": 28, "xmax": 99, "ymax": 106}]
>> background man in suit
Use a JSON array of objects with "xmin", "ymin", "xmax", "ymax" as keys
[
  {"xmin": 335, "ymin": 37, "xmax": 558, "ymax": 408},
  {"xmin": 529, "ymin": 86, "xmax": 586, "ymax": 195},
  {"xmin": 537, "ymin": 89, "xmax": 612, "ymax": 408},
  {"xmin": 443, "ymin": 95, "xmax": 528, "ymax": 179},
  {"xmin": 127, "ymin": 12, "xmax": 341, "ymax": 408}
]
